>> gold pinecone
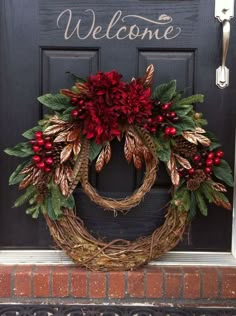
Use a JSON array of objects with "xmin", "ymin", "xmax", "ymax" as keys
[
  {"xmin": 175, "ymin": 136, "xmax": 197, "ymax": 157},
  {"xmin": 193, "ymin": 169, "xmax": 207, "ymax": 182},
  {"xmin": 36, "ymin": 173, "xmax": 50, "ymax": 197}
]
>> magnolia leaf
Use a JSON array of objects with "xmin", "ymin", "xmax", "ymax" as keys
[
  {"xmin": 174, "ymin": 154, "xmax": 192, "ymax": 169},
  {"xmin": 44, "ymin": 124, "xmax": 66, "ymax": 136},
  {"xmin": 22, "ymin": 126, "xmax": 42, "ymax": 139},
  {"xmin": 67, "ymin": 129, "xmax": 80, "ymax": 142},
  {"xmin": 182, "ymin": 131, "xmax": 198, "ymax": 145},
  {"xmin": 61, "ymin": 194, "xmax": 75, "ymax": 209},
  {"xmin": 176, "ymin": 94, "xmax": 204, "ymax": 106},
  {"xmin": 167, "ymin": 154, "xmax": 180, "ymax": 186},
  {"xmin": 212, "ymin": 160, "xmax": 234, "ymax": 187},
  {"xmin": 51, "ymin": 183, "xmax": 63, "ymax": 217},
  {"xmin": 195, "ymin": 133, "xmax": 211, "ymax": 147},
  {"xmin": 153, "ymin": 80, "xmax": 176, "ymax": 103},
  {"xmin": 174, "ymin": 116, "xmax": 195, "ymax": 132},
  {"xmin": 60, "ymin": 143, "xmax": 73, "ymax": 163},
  {"xmin": 9, "ymin": 161, "xmax": 29, "ymax": 185},
  {"xmin": 195, "ymin": 190, "xmax": 208, "ymax": 216},
  {"xmin": 38, "ymin": 94, "xmax": 70, "ymax": 111},
  {"xmin": 89, "ymin": 141, "xmax": 103, "ymax": 162},
  {"xmin": 73, "ymin": 138, "xmax": 81, "ymax": 156},
  {"xmin": 5, "ymin": 142, "xmax": 33, "ymax": 158}
]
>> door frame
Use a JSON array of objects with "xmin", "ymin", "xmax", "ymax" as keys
[{"xmin": 0, "ymin": 136, "xmax": 235, "ymax": 266}]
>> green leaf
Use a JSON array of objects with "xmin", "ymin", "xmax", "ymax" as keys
[
  {"xmin": 212, "ymin": 160, "xmax": 234, "ymax": 187},
  {"xmin": 199, "ymin": 181, "xmax": 215, "ymax": 203},
  {"xmin": 62, "ymin": 106, "xmax": 75, "ymax": 115},
  {"xmin": 174, "ymin": 106, "xmax": 193, "ymax": 117},
  {"xmin": 173, "ymin": 116, "xmax": 196, "ymax": 133},
  {"xmin": 47, "ymin": 196, "xmax": 58, "ymax": 220},
  {"xmin": 189, "ymin": 192, "xmax": 197, "ymax": 220},
  {"xmin": 13, "ymin": 185, "xmax": 36, "ymax": 208},
  {"xmin": 89, "ymin": 141, "xmax": 103, "ymax": 161},
  {"xmin": 4, "ymin": 142, "xmax": 33, "ymax": 158},
  {"xmin": 176, "ymin": 94, "xmax": 204, "ymax": 106},
  {"xmin": 9, "ymin": 161, "xmax": 29, "ymax": 185},
  {"xmin": 152, "ymin": 80, "xmax": 176, "ymax": 103},
  {"xmin": 22, "ymin": 126, "xmax": 42, "ymax": 139},
  {"xmin": 38, "ymin": 94, "xmax": 70, "ymax": 111},
  {"xmin": 51, "ymin": 183, "xmax": 63, "ymax": 217},
  {"xmin": 152, "ymin": 136, "xmax": 171, "ymax": 162},
  {"xmin": 204, "ymin": 131, "xmax": 221, "ymax": 150},
  {"xmin": 62, "ymin": 194, "xmax": 75, "ymax": 209},
  {"xmin": 195, "ymin": 190, "xmax": 208, "ymax": 216}
]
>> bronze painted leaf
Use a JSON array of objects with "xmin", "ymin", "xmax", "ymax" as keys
[
  {"xmin": 104, "ymin": 143, "xmax": 111, "ymax": 164},
  {"xmin": 20, "ymin": 164, "xmax": 34, "ymax": 175},
  {"xmin": 167, "ymin": 154, "xmax": 180, "ymax": 186},
  {"xmin": 67, "ymin": 129, "xmax": 80, "ymax": 142},
  {"xmin": 53, "ymin": 132, "xmax": 68, "ymax": 143},
  {"xmin": 60, "ymin": 89, "xmax": 79, "ymax": 98},
  {"xmin": 195, "ymin": 133, "xmax": 211, "ymax": 146},
  {"xmin": 212, "ymin": 182, "xmax": 227, "ymax": 192},
  {"xmin": 182, "ymin": 131, "xmax": 198, "ymax": 145},
  {"xmin": 143, "ymin": 64, "xmax": 154, "ymax": 87},
  {"xmin": 195, "ymin": 127, "xmax": 206, "ymax": 134},
  {"xmin": 174, "ymin": 154, "xmax": 192, "ymax": 169},
  {"xmin": 73, "ymin": 138, "xmax": 81, "ymax": 156},
  {"xmin": 19, "ymin": 173, "xmax": 33, "ymax": 190},
  {"xmin": 44, "ymin": 124, "xmax": 66, "ymax": 136},
  {"xmin": 60, "ymin": 143, "xmax": 73, "ymax": 163}
]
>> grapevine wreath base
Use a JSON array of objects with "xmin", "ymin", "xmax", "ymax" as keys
[
  {"xmin": 5, "ymin": 65, "xmax": 233, "ymax": 271},
  {"xmin": 45, "ymin": 207, "xmax": 188, "ymax": 271}
]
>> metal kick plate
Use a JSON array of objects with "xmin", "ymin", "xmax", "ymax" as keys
[{"xmin": 215, "ymin": 0, "xmax": 234, "ymax": 22}]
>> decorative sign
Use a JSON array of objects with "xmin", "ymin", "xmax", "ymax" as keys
[{"xmin": 57, "ymin": 9, "xmax": 181, "ymax": 41}]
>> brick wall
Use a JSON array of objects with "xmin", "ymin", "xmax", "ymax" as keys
[{"xmin": 0, "ymin": 265, "xmax": 236, "ymax": 307}]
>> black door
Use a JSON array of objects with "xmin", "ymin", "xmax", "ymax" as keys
[{"xmin": 0, "ymin": 0, "xmax": 235, "ymax": 251}]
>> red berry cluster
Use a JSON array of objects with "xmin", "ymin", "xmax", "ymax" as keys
[
  {"xmin": 144, "ymin": 101, "xmax": 179, "ymax": 136},
  {"xmin": 30, "ymin": 131, "xmax": 54, "ymax": 173},
  {"xmin": 178, "ymin": 149, "xmax": 224, "ymax": 179}
]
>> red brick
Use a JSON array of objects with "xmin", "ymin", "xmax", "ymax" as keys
[
  {"xmin": 108, "ymin": 272, "xmax": 125, "ymax": 299},
  {"xmin": 146, "ymin": 268, "xmax": 163, "ymax": 298},
  {"xmin": 0, "ymin": 266, "xmax": 13, "ymax": 298},
  {"xmin": 89, "ymin": 272, "xmax": 106, "ymax": 298},
  {"xmin": 33, "ymin": 266, "xmax": 50, "ymax": 298},
  {"xmin": 202, "ymin": 267, "xmax": 219, "ymax": 299},
  {"xmin": 221, "ymin": 268, "xmax": 236, "ymax": 299},
  {"xmin": 52, "ymin": 266, "xmax": 69, "ymax": 297},
  {"xmin": 128, "ymin": 271, "xmax": 144, "ymax": 298},
  {"xmin": 14, "ymin": 266, "xmax": 32, "ymax": 297},
  {"xmin": 183, "ymin": 267, "xmax": 200, "ymax": 299},
  {"xmin": 71, "ymin": 268, "xmax": 88, "ymax": 298},
  {"xmin": 164, "ymin": 267, "xmax": 182, "ymax": 299}
]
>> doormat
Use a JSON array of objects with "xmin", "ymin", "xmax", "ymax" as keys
[{"xmin": 0, "ymin": 305, "xmax": 235, "ymax": 316}]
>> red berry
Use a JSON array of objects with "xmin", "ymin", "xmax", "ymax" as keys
[
  {"xmin": 216, "ymin": 150, "xmax": 224, "ymax": 158},
  {"xmin": 45, "ymin": 137, "xmax": 51, "ymax": 141},
  {"xmin": 164, "ymin": 127, "xmax": 171, "ymax": 135},
  {"xmin": 214, "ymin": 157, "xmax": 221, "ymax": 165},
  {"xmin": 198, "ymin": 162, "xmax": 203, "ymax": 168},
  {"xmin": 37, "ymin": 162, "xmax": 45, "ymax": 169},
  {"xmin": 37, "ymin": 138, "xmax": 44, "ymax": 146},
  {"xmin": 32, "ymin": 145, "xmax": 40, "ymax": 153},
  {"xmin": 44, "ymin": 142, "xmax": 53, "ymax": 150},
  {"xmin": 171, "ymin": 116, "xmax": 180, "ymax": 123},
  {"xmin": 147, "ymin": 118, "xmax": 153, "ymax": 123},
  {"xmin": 161, "ymin": 103, "xmax": 171, "ymax": 111},
  {"xmin": 206, "ymin": 159, "xmax": 213, "ymax": 167},
  {"xmin": 44, "ymin": 167, "xmax": 51, "ymax": 173},
  {"xmin": 205, "ymin": 167, "xmax": 212, "ymax": 174},
  {"xmin": 150, "ymin": 127, "xmax": 156, "ymax": 133},
  {"xmin": 71, "ymin": 97, "xmax": 78, "ymax": 105},
  {"xmin": 71, "ymin": 109, "xmax": 79, "ymax": 118},
  {"xmin": 188, "ymin": 168, "xmax": 195, "ymax": 175},
  {"xmin": 207, "ymin": 152, "xmax": 215, "ymax": 160},
  {"xmin": 45, "ymin": 157, "xmax": 54, "ymax": 165},
  {"xmin": 35, "ymin": 131, "xmax": 43, "ymax": 139},
  {"xmin": 193, "ymin": 155, "xmax": 201, "ymax": 162},
  {"xmin": 156, "ymin": 115, "xmax": 164, "ymax": 123},
  {"xmin": 169, "ymin": 111, "xmax": 176, "ymax": 118},
  {"xmin": 32, "ymin": 155, "xmax": 41, "ymax": 163},
  {"xmin": 169, "ymin": 127, "xmax": 177, "ymax": 136},
  {"xmin": 29, "ymin": 140, "xmax": 36, "ymax": 145}
]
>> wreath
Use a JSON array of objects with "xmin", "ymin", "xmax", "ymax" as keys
[{"xmin": 5, "ymin": 65, "xmax": 233, "ymax": 271}]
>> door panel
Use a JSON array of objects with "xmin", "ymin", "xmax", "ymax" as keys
[{"xmin": 0, "ymin": 0, "xmax": 235, "ymax": 251}]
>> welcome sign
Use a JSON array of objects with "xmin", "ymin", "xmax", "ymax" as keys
[{"xmin": 57, "ymin": 9, "xmax": 182, "ymax": 41}]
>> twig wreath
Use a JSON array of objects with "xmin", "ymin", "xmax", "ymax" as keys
[{"xmin": 5, "ymin": 65, "xmax": 234, "ymax": 271}]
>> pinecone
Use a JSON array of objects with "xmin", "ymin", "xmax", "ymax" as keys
[
  {"xmin": 186, "ymin": 169, "xmax": 206, "ymax": 191},
  {"xmin": 187, "ymin": 178, "xmax": 201, "ymax": 191},
  {"xmin": 50, "ymin": 143, "xmax": 64, "ymax": 165},
  {"xmin": 36, "ymin": 173, "xmax": 50, "ymax": 197},
  {"xmin": 175, "ymin": 136, "xmax": 197, "ymax": 157}
]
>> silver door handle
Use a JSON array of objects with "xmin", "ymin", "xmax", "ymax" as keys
[
  {"xmin": 216, "ymin": 20, "xmax": 230, "ymax": 89},
  {"xmin": 215, "ymin": 0, "xmax": 234, "ymax": 89}
]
